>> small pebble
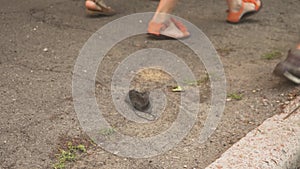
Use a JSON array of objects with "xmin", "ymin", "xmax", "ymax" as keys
[
  {"xmin": 183, "ymin": 165, "xmax": 187, "ymax": 168},
  {"xmin": 43, "ymin": 48, "xmax": 48, "ymax": 52},
  {"xmin": 262, "ymin": 99, "xmax": 268, "ymax": 106},
  {"xmin": 134, "ymin": 43, "xmax": 141, "ymax": 47}
]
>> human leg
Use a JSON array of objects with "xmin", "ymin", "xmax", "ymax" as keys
[
  {"xmin": 147, "ymin": 0, "xmax": 190, "ymax": 39},
  {"xmin": 85, "ymin": 0, "xmax": 116, "ymax": 16}
]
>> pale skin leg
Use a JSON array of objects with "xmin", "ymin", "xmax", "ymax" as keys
[
  {"xmin": 148, "ymin": 0, "xmax": 191, "ymax": 38},
  {"xmin": 85, "ymin": 0, "xmax": 260, "ymax": 19},
  {"xmin": 86, "ymin": 0, "xmax": 175, "ymax": 17},
  {"xmin": 85, "ymin": 0, "xmax": 114, "ymax": 13},
  {"xmin": 151, "ymin": 0, "xmax": 177, "ymax": 23},
  {"xmin": 148, "ymin": 0, "xmax": 261, "ymax": 38},
  {"xmin": 151, "ymin": 0, "xmax": 262, "ymax": 19}
]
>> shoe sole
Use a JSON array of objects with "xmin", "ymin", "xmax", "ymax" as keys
[{"xmin": 283, "ymin": 71, "xmax": 300, "ymax": 84}]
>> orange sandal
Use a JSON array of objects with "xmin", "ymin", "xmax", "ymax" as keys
[
  {"xmin": 147, "ymin": 18, "xmax": 190, "ymax": 39},
  {"xmin": 85, "ymin": 0, "xmax": 116, "ymax": 16},
  {"xmin": 227, "ymin": 0, "xmax": 262, "ymax": 23},
  {"xmin": 170, "ymin": 18, "xmax": 189, "ymax": 34}
]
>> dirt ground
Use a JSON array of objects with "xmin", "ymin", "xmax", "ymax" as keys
[{"xmin": 0, "ymin": 0, "xmax": 300, "ymax": 168}]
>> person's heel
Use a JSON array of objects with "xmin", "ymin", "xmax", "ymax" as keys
[{"xmin": 226, "ymin": 0, "xmax": 262, "ymax": 23}]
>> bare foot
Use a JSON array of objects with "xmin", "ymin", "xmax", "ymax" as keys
[
  {"xmin": 148, "ymin": 17, "xmax": 190, "ymax": 39},
  {"xmin": 85, "ymin": 0, "xmax": 116, "ymax": 16}
]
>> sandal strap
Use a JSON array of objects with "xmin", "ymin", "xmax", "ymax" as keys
[
  {"xmin": 148, "ymin": 21, "xmax": 168, "ymax": 36},
  {"xmin": 226, "ymin": 0, "xmax": 261, "ymax": 23},
  {"xmin": 170, "ymin": 18, "xmax": 188, "ymax": 33},
  {"xmin": 94, "ymin": 0, "xmax": 109, "ymax": 8},
  {"xmin": 243, "ymin": 0, "xmax": 260, "ymax": 10},
  {"xmin": 92, "ymin": 0, "xmax": 115, "ymax": 14},
  {"xmin": 226, "ymin": 2, "xmax": 245, "ymax": 23}
]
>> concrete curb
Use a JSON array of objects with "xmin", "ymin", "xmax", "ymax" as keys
[{"xmin": 206, "ymin": 96, "xmax": 300, "ymax": 169}]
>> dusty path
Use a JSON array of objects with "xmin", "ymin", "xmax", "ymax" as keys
[{"xmin": 0, "ymin": 0, "xmax": 299, "ymax": 168}]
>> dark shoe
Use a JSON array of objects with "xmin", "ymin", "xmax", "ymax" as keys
[
  {"xmin": 128, "ymin": 90, "xmax": 150, "ymax": 112},
  {"xmin": 273, "ymin": 48, "xmax": 300, "ymax": 84}
]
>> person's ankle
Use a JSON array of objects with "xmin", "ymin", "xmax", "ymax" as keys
[
  {"xmin": 297, "ymin": 44, "xmax": 300, "ymax": 50},
  {"xmin": 152, "ymin": 12, "xmax": 170, "ymax": 23},
  {"xmin": 229, "ymin": 0, "xmax": 242, "ymax": 13},
  {"xmin": 229, "ymin": 0, "xmax": 259, "ymax": 13}
]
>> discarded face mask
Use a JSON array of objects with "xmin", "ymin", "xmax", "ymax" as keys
[{"xmin": 127, "ymin": 89, "xmax": 151, "ymax": 112}]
